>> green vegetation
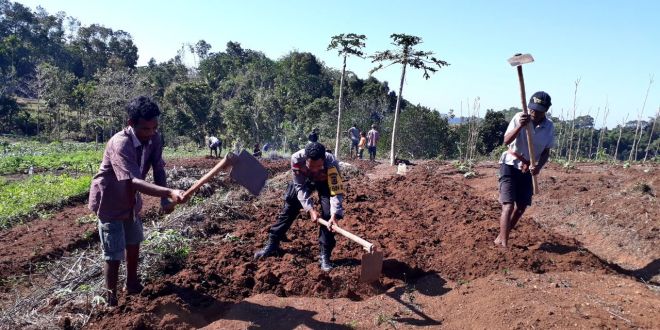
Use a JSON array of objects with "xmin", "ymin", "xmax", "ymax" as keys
[
  {"xmin": 0, "ymin": 139, "xmax": 207, "ymax": 175},
  {"xmin": 0, "ymin": 2, "xmax": 657, "ymax": 162},
  {"xmin": 143, "ymin": 229, "xmax": 191, "ymax": 274},
  {"xmin": 0, "ymin": 174, "xmax": 91, "ymax": 227},
  {"xmin": 0, "ymin": 140, "xmax": 102, "ymax": 175}
]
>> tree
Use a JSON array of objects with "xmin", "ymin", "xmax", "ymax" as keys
[
  {"xmin": 370, "ymin": 33, "xmax": 449, "ymax": 165},
  {"xmin": 327, "ymin": 33, "xmax": 366, "ymax": 159},
  {"xmin": 567, "ymin": 78, "xmax": 580, "ymax": 162},
  {"xmin": 643, "ymin": 107, "xmax": 659, "ymax": 162},
  {"xmin": 164, "ymin": 81, "xmax": 215, "ymax": 145},
  {"xmin": 479, "ymin": 109, "xmax": 508, "ymax": 154},
  {"xmin": 86, "ymin": 68, "xmax": 144, "ymax": 139}
]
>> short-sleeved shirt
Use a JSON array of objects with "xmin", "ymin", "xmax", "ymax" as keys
[
  {"xmin": 88, "ymin": 127, "xmax": 166, "ymax": 221},
  {"xmin": 499, "ymin": 113, "xmax": 555, "ymax": 170},
  {"xmin": 348, "ymin": 127, "xmax": 359, "ymax": 141}
]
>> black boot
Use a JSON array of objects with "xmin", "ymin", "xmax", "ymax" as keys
[
  {"xmin": 319, "ymin": 245, "xmax": 333, "ymax": 272},
  {"xmin": 254, "ymin": 236, "xmax": 280, "ymax": 260}
]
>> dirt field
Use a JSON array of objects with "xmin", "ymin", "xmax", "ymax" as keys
[{"xmin": 1, "ymin": 157, "xmax": 658, "ymax": 329}]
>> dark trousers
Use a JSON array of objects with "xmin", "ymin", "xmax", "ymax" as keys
[{"xmin": 269, "ymin": 182, "xmax": 336, "ymax": 249}]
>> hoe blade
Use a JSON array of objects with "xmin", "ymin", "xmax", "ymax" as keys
[
  {"xmin": 229, "ymin": 150, "xmax": 268, "ymax": 196},
  {"xmin": 508, "ymin": 53, "xmax": 534, "ymax": 66},
  {"xmin": 359, "ymin": 250, "xmax": 384, "ymax": 283}
]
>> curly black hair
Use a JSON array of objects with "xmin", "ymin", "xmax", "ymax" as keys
[
  {"xmin": 304, "ymin": 142, "xmax": 326, "ymax": 161},
  {"xmin": 126, "ymin": 96, "xmax": 161, "ymax": 123}
]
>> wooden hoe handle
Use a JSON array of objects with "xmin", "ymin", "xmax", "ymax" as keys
[
  {"xmin": 182, "ymin": 153, "xmax": 236, "ymax": 200},
  {"xmin": 317, "ymin": 219, "xmax": 374, "ymax": 253},
  {"xmin": 516, "ymin": 66, "xmax": 539, "ymax": 195}
]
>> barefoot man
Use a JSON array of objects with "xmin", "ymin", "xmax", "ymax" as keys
[{"xmin": 495, "ymin": 91, "xmax": 555, "ymax": 247}]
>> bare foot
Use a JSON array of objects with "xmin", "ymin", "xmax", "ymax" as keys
[{"xmin": 493, "ymin": 235, "xmax": 507, "ymax": 248}]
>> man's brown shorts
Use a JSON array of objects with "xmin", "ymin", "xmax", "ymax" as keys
[{"xmin": 498, "ymin": 163, "xmax": 533, "ymax": 206}]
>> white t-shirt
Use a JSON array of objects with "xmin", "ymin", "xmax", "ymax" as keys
[{"xmin": 499, "ymin": 112, "xmax": 555, "ymax": 170}]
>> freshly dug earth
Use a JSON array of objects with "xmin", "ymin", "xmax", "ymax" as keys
[
  {"xmin": 463, "ymin": 161, "xmax": 659, "ymax": 283},
  {"xmin": 85, "ymin": 160, "xmax": 659, "ymax": 329},
  {"xmin": 1, "ymin": 157, "xmax": 657, "ymax": 329}
]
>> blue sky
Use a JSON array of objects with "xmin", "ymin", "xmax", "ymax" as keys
[{"xmin": 17, "ymin": 0, "xmax": 660, "ymax": 128}]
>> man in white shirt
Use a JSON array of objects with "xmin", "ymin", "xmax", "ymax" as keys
[
  {"xmin": 208, "ymin": 136, "xmax": 221, "ymax": 158},
  {"xmin": 495, "ymin": 91, "xmax": 555, "ymax": 248}
]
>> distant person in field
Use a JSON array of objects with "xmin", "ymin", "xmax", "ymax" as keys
[
  {"xmin": 253, "ymin": 142, "xmax": 345, "ymax": 272},
  {"xmin": 366, "ymin": 124, "xmax": 380, "ymax": 161},
  {"xmin": 495, "ymin": 91, "xmax": 555, "ymax": 248},
  {"xmin": 208, "ymin": 136, "xmax": 221, "ymax": 158},
  {"xmin": 253, "ymin": 142, "xmax": 262, "ymax": 158},
  {"xmin": 358, "ymin": 131, "xmax": 367, "ymax": 159},
  {"xmin": 308, "ymin": 127, "xmax": 319, "ymax": 143},
  {"xmin": 347, "ymin": 123, "xmax": 360, "ymax": 159},
  {"xmin": 88, "ymin": 96, "xmax": 187, "ymax": 306}
]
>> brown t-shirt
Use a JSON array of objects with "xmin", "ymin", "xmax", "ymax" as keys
[{"xmin": 88, "ymin": 127, "xmax": 166, "ymax": 221}]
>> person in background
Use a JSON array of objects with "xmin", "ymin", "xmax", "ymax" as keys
[
  {"xmin": 253, "ymin": 142, "xmax": 262, "ymax": 158},
  {"xmin": 366, "ymin": 124, "xmax": 380, "ymax": 161},
  {"xmin": 208, "ymin": 136, "xmax": 221, "ymax": 158},
  {"xmin": 308, "ymin": 127, "xmax": 319, "ymax": 143},
  {"xmin": 358, "ymin": 131, "xmax": 367, "ymax": 159},
  {"xmin": 347, "ymin": 123, "xmax": 360, "ymax": 159}
]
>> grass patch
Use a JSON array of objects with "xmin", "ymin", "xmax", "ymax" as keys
[
  {"xmin": 0, "ymin": 139, "xmax": 209, "ymax": 175},
  {"xmin": 143, "ymin": 229, "xmax": 191, "ymax": 275},
  {"xmin": 0, "ymin": 174, "xmax": 91, "ymax": 228}
]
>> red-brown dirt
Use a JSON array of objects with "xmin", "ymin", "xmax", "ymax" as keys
[
  {"xmin": 2, "ymin": 158, "xmax": 658, "ymax": 329},
  {"xmin": 84, "ymin": 160, "xmax": 659, "ymax": 330},
  {"xmin": 0, "ymin": 157, "xmax": 220, "ymax": 290}
]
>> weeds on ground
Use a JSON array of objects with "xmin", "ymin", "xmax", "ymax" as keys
[
  {"xmin": 375, "ymin": 313, "xmax": 394, "ymax": 326},
  {"xmin": 76, "ymin": 214, "xmax": 97, "ymax": 225},
  {"xmin": 453, "ymin": 159, "xmax": 478, "ymax": 178},
  {"xmin": 456, "ymin": 278, "xmax": 470, "ymax": 286},
  {"xmin": 222, "ymin": 233, "xmax": 242, "ymax": 243},
  {"xmin": 143, "ymin": 229, "xmax": 191, "ymax": 275},
  {"xmin": 344, "ymin": 320, "xmax": 359, "ymax": 329},
  {"xmin": 631, "ymin": 182, "xmax": 654, "ymax": 196}
]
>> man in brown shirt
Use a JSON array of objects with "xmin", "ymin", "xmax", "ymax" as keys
[{"xmin": 88, "ymin": 96, "xmax": 186, "ymax": 306}]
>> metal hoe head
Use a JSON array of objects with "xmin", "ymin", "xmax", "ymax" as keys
[
  {"xmin": 359, "ymin": 250, "xmax": 384, "ymax": 283},
  {"xmin": 229, "ymin": 149, "xmax": 268, "ymax": 196},
  {"xmin": 508, "ymin": 53, "xmax": 534, "ymax": 67}
]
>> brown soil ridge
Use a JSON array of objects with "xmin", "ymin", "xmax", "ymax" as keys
[{"xmin": 87, "ymin": 161, "xmax": 636, "ymax": 329}]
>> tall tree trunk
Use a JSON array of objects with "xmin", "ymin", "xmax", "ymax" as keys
[
  {"xmin": 575, "ymin": 128, "xmax": 583, "ymax": 161},
  {"xmin": 629, "ymin": 115, "xmax": 642, "ymax": 162},
  {"xmin": 556, "ymin": 108, "xmax": 565, "ymax": 158},
  {"xmin": 334, "ymin": 55, "xmax": 347, "ymax": 158},
  {"xmin": 36, "ymin": 103, "xmax": 40, "ymax": 136},
  {"xmin": 630, "ymin": 76, "xmax": 654, "ymax": 162},
  {"xmin": 643, "ymin": 106, "xmax": 659, "ymax": 162},
  {"xmin": 588, "ymin": 107, "xmax": 599, "ymax": 159},
  {"xmin": 597, "ymin": 102, "xmax": 609, "ymax": 160},
  {"xmin": 614, "ymin": 115, "xmax": 627, "ymax": 162},
  {"xmin": 390, "ymin": 61, "xmax": 407, "ymax": 166},
  {"xmin": 567, "ymin": 79, "xmax": 580, "ymax": 162}
]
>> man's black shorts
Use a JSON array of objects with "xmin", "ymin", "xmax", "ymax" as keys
[{"xmin": 498, "ymin": 163, "xmax": 533, "ymax": 206}]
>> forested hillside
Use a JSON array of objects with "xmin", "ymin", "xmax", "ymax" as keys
[{"xmin": 1, "ymin": 0, "xmax": 657, "ymax": 161}]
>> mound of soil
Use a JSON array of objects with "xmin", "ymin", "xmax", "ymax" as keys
[{"xmin": 87, "ymin": 160, "xmax": 630, "ymax": 329}]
